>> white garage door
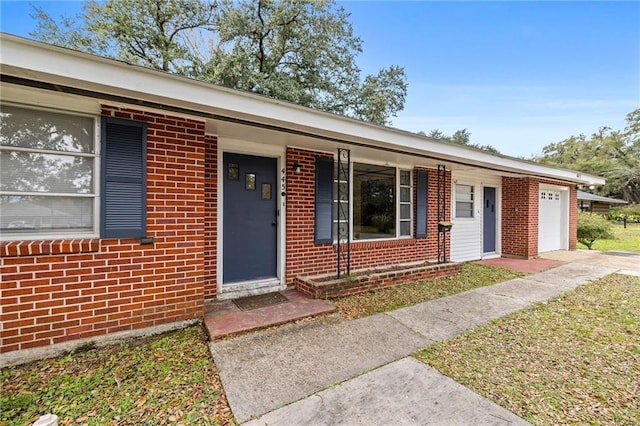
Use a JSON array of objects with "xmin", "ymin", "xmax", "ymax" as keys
[{"xmin": 538, "ymin": 189, "xmax": 563, "ymax": 252}]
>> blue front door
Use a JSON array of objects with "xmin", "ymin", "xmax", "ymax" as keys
[
  {"xmin": 483, "ymin": 187, "xmax": 496, "ymax": 253},
  {"xmin": 223, "ymin": 153, "xmax": 277, "ymax": 283}
]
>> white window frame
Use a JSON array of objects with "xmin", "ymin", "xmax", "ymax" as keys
[
  {"xmin": 0, "ymin": 103, "xmax": 101, "ymax": 241},
  {"xmin": 455, "ymin": 183, "xmax": 474, "ymax": 219},
  {"xmin": 333, "ymin": 164, "xmax": 349, "ymax": 243},
  {"xmin": 397, "ymin": 169, "xmax": 412, "ymax": 238}
]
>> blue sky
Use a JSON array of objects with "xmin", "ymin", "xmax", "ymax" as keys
[{"xmin": 1, "ymin": 1, "xmax": 638, "ymax": 157}]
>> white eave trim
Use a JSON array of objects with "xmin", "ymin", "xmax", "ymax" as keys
[{"xmin": 0, "ymin": 33, "xmax": 604, "ymax": 186}]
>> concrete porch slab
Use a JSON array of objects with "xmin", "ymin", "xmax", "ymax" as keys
[
  {"xmin": 204, "ymin": 289, "xmax": 336, "ymax": 339},
  {"xmin": 476, "ymin": 257, "xmax": 565, "ymax": 274}
]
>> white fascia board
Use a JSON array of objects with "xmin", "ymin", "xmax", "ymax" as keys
[{"xmin": 1, "ymin": 34, "xmax": 605, "ymax": 186}]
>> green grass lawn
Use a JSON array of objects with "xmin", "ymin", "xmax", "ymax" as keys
[
  {"xmin": 1, "ymin": 327, "xmax": 235, "ymax": 426},
  {"xmin": 333, "ymin": 263, "xmax": 524, "ymax": 319},
  {"xmin": 416, "ymin": 274, "xmax": 640, "ymax": 425},
  {"xmin": 577, "ymin": 221, "xmax": 640, "ymax": 251}
]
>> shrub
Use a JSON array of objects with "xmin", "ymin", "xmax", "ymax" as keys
[
  {"xmin": 608, "ymin": 204, "xmax": 640, "ymax": 223},
  {"xmin": 577, "ymin": 212, "xmax": 614, "ymax": 249}
]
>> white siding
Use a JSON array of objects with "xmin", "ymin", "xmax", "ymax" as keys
[
  {"xmin": 450, "ymin": 215, "xmax": 482, "ymax": 262},
  {"xmin": 450, "ymin": 172, "xmax": 502, "ymax": 262}
]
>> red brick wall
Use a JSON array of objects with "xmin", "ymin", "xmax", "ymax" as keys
[
  {"xmin": 204, "ymin": 135, "xmax": 218, "ymax": 300},
  {"xmin": 568, "ymin": 185, "xmax": 577, "ymax": 250},
  {"xmin": 502, "ymin": 177, "xmax": 539, "ymax": 258},
  {"xmin": 284, "ymin": 147, "xmax": 450, "ymax": 283},
  {"xmin": 295, "ymin": 262, "xmax": 462, "ymax": 299},
  {"xmin": 0, "ymin": 106, "xmax": 206, "ymax": 354},
  {"xmin": 502, "ymin": 177, "xmax": 578, "ymax": 258}
]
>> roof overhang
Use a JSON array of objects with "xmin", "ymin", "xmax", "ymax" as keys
[
  {"xmin": 577, "ymin": 191, "xmax": 627, "ymax": 204},
  {"xmin": 0, "ymin": 33, "xmax": 605, "ymax": 186}
]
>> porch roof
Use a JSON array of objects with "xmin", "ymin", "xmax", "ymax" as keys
[
  {"xmin": 1, "ymin": 33, "xmax": 604, "ymax": 186},
  {"xmin": 577, "ymin": 191, "xmax": 627, "ymax": 204}
]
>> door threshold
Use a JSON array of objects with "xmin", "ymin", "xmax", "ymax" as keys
[
  {"xmin": 482, "ymin": 252, "xmax": 501, "ymax": 260},
  {"xmin": 218, "ymin": 277, "xmax": 284, "ymax": 300}
]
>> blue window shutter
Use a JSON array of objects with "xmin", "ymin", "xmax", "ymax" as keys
[
  {"xmin": 101, "ymin": 117, "xmax": 147, "ymax": 238},
  {"xmin": 315, "ymin": 157, "xmax": 334, "ymax": 244},
  {"xmin": 416, "ymin": 170, "xmax": 428, "ymax": 237}
]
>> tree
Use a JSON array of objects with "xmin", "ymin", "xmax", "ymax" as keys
[
  {"xmin": 201, "ymin": 0, "xmax": 406, "ymax": 124},
  {"xmin": 350, "ymin": 66, "xmax": 407, "ymax": 125},
  {"xmin": 421, "ymin": 128, "xmax": 500, "ymax": 154},
  {"xmin": 31, "ymin": 0, "xmax": 407, "ymax": 125},
  {"xmin": 535, "ymin": 109, "xmax": 640, "ymax": 203},
  {"xmin": 31, "ymin": 0, "xmax": 218, "ymax": 73},
  {"xmin": 577, "ymin": 212, "xmax": 614, "ymax": 250}
]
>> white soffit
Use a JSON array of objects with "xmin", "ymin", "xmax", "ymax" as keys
[{"xmin": 0, "ymin": 34, "xmax": 604, "ymax": 185}]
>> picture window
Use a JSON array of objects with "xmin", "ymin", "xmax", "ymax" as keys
[{"xmin": 0, "ymin": 105, "xmax": 97, "ymax": 238}]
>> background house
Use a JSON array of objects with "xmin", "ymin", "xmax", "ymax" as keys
[{"xmin": 577, "ymin": 190, "xmax": 627, "ymax": 214}]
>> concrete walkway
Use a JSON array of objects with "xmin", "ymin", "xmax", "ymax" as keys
[{"xmin": 209, "ymin": 250, "xmax": 639, "ymax": 425}]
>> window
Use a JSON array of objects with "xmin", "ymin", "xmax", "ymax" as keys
[
  {"xmin": 415, "ymin": 170, "xmax": 428, "ymax": 237},
  {"xmin": 399, "ymin": 170, "xmax": 411, "ymax": 236},
  {"xmin": 348, "ymin": 164, "xmax": 412, "ymax": 240},
  {"xmin": 315, "ymin": 160, "xmax": 415, "ymax": 242},
  {"xmin": 455, "ymin": 184, "xmax": 474, "ymax": 218},
  {"xmin": 0, "ymin": 105, "xmax": 97, "ymax": 238},
  {"xmin": 332, "ymin": 162, "xmax": 349, "ymax": 242},
  {"xmin": 353, "ymin": 163, "xmax": 396, "ymax": 239},
  {"xmin": 0, "ymin": 107, "xmax": 146, "ymax": 240}
]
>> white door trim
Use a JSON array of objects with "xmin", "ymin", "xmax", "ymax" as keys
[
  {"xmin": 538, "ymin": 183, "xmax": 569, "ymax": 253},
  {"xmin": 481, "ymin": 184, "xmax": 502, "ymax": 258},
  {"xmin": 216, "ymin": 137, "xmax": 287, "ymax": 299}
]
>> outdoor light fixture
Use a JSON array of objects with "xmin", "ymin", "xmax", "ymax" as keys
[{"xmin": 292, "ymin": 162, "xmax": 302, "ymax": 174}]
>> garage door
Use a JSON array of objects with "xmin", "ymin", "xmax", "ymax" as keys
[{"xmin": 538, "ymin": 189, "xmax": 563, "ymax": 252}]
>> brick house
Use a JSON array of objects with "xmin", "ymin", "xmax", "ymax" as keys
[{"xmin": 0, "ymin": 35, "xmax": 604, "ymax": 364}]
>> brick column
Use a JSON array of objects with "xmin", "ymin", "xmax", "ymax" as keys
[{"xmin": 502, "ymin": 177, "xmax": 538, "ymax": 258}]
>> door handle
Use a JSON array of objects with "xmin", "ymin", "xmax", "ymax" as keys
[{"xmin": 271, "ymin": 222, "xmax": 276, "ymax": 227}]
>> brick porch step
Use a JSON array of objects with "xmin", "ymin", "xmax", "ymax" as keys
[
  {"xmin": 295, "ymin": 261, "xmax": 462, "ymax": 299},
  {"xmin": 204, "ymin": 289, "xmax": 335, "ymax": 339}
]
